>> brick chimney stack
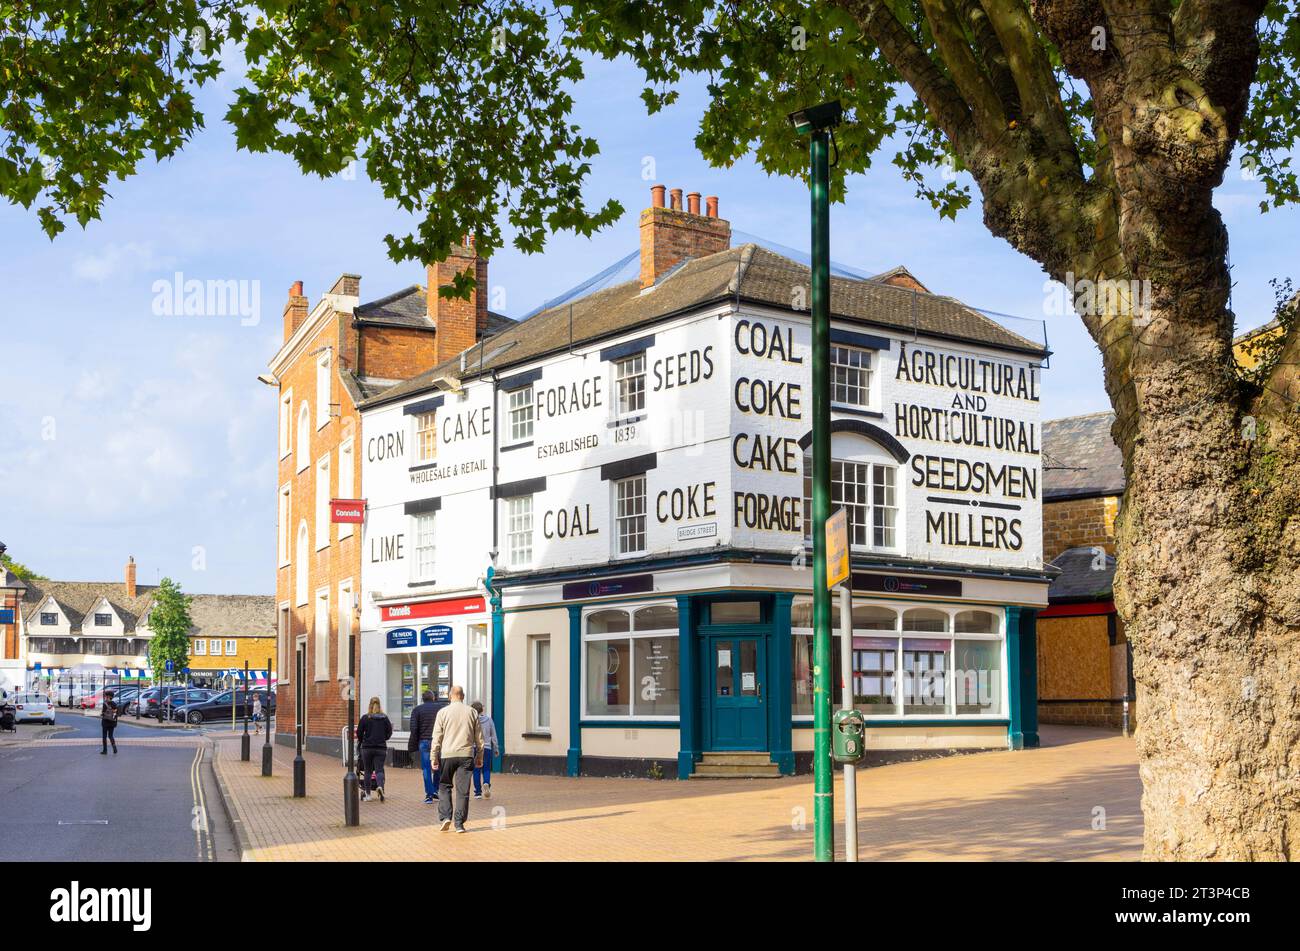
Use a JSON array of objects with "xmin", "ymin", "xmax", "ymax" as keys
[
  {"xmin": 429, "ymin": 241, "xmax": 489, "ymax": 367},
  {"xmin": 639, "ymin": 186, "xmax": 730, "ymax": 289},
  {"xmin": 283, "ymin": 280, "xmax": 308, "ymax": 341},
  {"xmin": 125, "ymin": 556, "xmax": 137, "ymax": 598}
]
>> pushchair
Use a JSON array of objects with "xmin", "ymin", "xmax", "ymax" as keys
[{"xmin": 0, "ymin": 703, "xmax": 16, "ymax": 733}]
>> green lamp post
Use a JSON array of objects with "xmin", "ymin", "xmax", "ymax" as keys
[{"xmin": 789, "ymin": 99, "xmax": 843, "ymax": 862}]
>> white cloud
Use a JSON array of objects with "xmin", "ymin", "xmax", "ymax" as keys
[{"xmin": 73, "ymin": 242, "xmax": 172, "ymax": 283}]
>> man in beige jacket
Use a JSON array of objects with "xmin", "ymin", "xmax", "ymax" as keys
[{"xmin": 431, "ymin": 685, "xmax": 485, "ymax": 832}]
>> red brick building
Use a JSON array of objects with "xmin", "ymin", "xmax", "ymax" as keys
[{"xmin": 267, "ymin": 251, "xmax": 509, "ymax": 753}]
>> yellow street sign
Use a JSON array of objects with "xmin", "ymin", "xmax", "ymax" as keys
[{"xmin": 826, "ymin": 508, "xmax": 849, "ymax": 589}]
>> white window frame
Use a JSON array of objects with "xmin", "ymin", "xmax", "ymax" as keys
[
  {"xmin": 506, "ymin": 495, "xmax": 533, "ymax": 568},
  {"xmin": 314, "ymin": 587, "xmax": 330, "ymax": 682},
  {"xmin": 412, "ymin": 512, "xmax": 436, "ymax": 582},
  {"xmin": 208, "ymin": 638, "xmax": 222, "ymax": 657},
  {"xmin": 337, "ymin": 580, "xmax": 353, "ymax": 681},
  {"xmin": 614, "ymin": 353, "xmax": 646, "ymax": 417},
  {"xmin": 337, "ymin": 438, "xmax": 355, "ymax": 540},
  {"xmin": 296, "ymin": 401, "xmax": 311, "ymax": 472},
  {"xmin": 225, "ymin": 639, "xmax": 238, "ymax": 656},
  {"xmin": 414, "ymin": 412, "xmax": 437, "ymax": 463},
  {"xmin": 295, "ymin": 522, "xmax": 309, "ymax": 606},
  {"xmin": 803, "ymin": 455, "xmax": 900, "ymax": 553},
  {"xmin": 830, "ymin": 343, "xmax": 873, "ymax": 409},
  {"xmin": 278, "ymin": 483, "xmax": 292, "ymax": 567},
  {"xmin": 614, "ymin": 474, "xmax": 647, "ymax": 556},
  {"xmin": 279, "ymin": 388, "xmax": 293, "ymax": 458},
  {"xmin": 278, "ymin": 603, "xmax": 291, "ymax": 685},
  {"xmin": 580, "ymin": 601, "xmax": 681, "ymax": 721},
  {"xmin": 507, "ymin": 386, "xmax": 534, "ymax": 442},
  {"xmin": 531, "ymin": 636, "xmax": 551, "ymax": 733},
  {"xmin": 194, "ymin": 639, "xmax": 207, "ymax": 656},
  {"xmin": 789, "ymin": 599, "xmax": 1005, "ymax": 721},
  {"xmin": 316, "ymin": 349, "xmax": 332, "ymax": 430},
  {"xmin": 315, "ymin": 453, "xmax": 331, "ymax": 551}
]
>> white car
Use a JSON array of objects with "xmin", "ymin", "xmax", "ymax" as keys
[{"xmin": 12, "ymin": 693, "xmax": 56, "ymax": 724}]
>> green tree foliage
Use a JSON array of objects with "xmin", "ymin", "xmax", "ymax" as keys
[
  {"xmin": 0, "ymin": 552, "xmax": 46, "ymax": 582},
  {"xmin": 146, "ymin": 577, "xmax": 192, "ymax": 676}
]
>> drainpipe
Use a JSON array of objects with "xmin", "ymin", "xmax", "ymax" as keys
[{"xmin": 488, "ymin": 370, "xmax": 504, "ymax": 766}]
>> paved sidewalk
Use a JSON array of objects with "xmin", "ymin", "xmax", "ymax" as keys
[{"xmin": 209, "ymin": 726, "xmax": 1140, "ymax": 862}]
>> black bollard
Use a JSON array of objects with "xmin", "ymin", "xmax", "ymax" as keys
[
  {"xmin": 261, "ymin": 656, "xmax": 274, "ymax": 777},
  {"xmin": 292, "ymin": 647, "xmax": 306, "ymax": 797}
]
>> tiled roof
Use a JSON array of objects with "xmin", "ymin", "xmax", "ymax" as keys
[
  {"xmin": 22, "ymin": 581, "xmax": 157, "ymax": 633},
  {"xmin": 353, "ymin": 284, "xmax": 514, "ymax": 335},
  {"xmin": 1047, "ymin": 545, "xmax": 1116, "ymax": 602},
  {"xmin": 1042, "ymin": 412, "xmax": 1126, "ymax": 500},
  {"xmin": 365, "ymin": 244, "xmax": 1046, "ymax": 408},
  {"xmin": 21, "ymin": 581, "xmax": 274, "ymax": 637},
  {"xmin": 187, "ymin": 594, "xmax": 277, "ymax": 638}
]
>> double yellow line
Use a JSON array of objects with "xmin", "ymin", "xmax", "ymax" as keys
[{"xmin": 189, "ymin": 743, "xmax": 213, "ymax": 862}]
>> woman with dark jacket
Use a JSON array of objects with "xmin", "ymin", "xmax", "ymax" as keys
[{"xmin": 357, "ymin": 697, "xmax": 393, "ymax": 801}]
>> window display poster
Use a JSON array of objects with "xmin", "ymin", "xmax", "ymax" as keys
[
  {"xmin": 438, "ymin": 661, "xmax": 449, "ymax": 679},
  {"xmin": 438, "ymin": 683, "xmax": 450, "ymax": 699}
]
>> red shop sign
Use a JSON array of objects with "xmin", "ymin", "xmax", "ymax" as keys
[
  {"xmin": 331, "ymin": 499, "xmax": 366, "ymax": 523},
  {"xmin": 381, "ymin": 596, "xmax": 485, "ymax": 623}
]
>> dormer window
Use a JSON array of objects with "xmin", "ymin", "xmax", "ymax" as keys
[
  {"xmin": 40, "ymin": 612, "xmax": 57, "ymax": 626},
  {"xmin": 94, "ymin": 613, "xmax": 112, "ymax": 627}
]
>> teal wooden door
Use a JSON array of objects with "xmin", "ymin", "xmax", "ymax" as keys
[{"xmin": 708, "ymin": 636, "xmax": 767, "ymax": 750}]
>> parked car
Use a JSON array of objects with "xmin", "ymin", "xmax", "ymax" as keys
[
  {"xmin": 163, "ymin": 689, "xmax": 217, "ymax": 720},
  {"xmin": 12, "ymin": 693, "xmax": 56, "ymax": 724},
  {"xmin": 176, "ymin": 689, "xmax": 275, "ymax": 725},
  {"xmin": 130, "ymin": 685, "xmax": 203, "ymax": 719}
]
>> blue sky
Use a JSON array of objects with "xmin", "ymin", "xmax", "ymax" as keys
[{"xmin": 1, "ymin": 51, "xmax": 1295, "ymax": 594}]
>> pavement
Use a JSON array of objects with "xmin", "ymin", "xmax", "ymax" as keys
[
  {"xmin": 209, "ymin": 725, "xmax": 1141, "ymax": 862},
  {"xmin": 0, "ymin": 714, "xmax": 238, "ymax": 862}
]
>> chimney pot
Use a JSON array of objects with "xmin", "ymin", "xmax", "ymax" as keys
[
  {"xmin": 687, "ymin": 192, "xmax": 701, "ymax": 215},
  {"xmin": 706, "ymin": 196, "xmax": 719, "ymax": 218},
  {"xmin": 650, "ymin": 185, "xmax": 666, "ymax": 208},
  {"xmin": 669, "ymin": 188, "xmax": 683, "ymax": 211},
  {"xmin": 290, "ymin": 280, "xmax": 303, "ymax": 297}
]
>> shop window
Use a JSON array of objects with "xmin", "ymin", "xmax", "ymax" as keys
[
  {"xmin": 614, "ymin": 353, "xmax": 646, "ymax": 416},
  {"xmin": 583, "ymin": 603, "xmax": 679, "ymax": 718},
  {"xmin": 955, "ymin": 610, "xmax": 997, "ymax": 634},
  {"xmin": 508, "ymin": 387, "xmax": 534, "ymax": 442},
  {"xmin": 710, "ymin": 601, "xmax": 762, "ymax": 624},
  {"xmin": 903, "ymin": 608, "xmax": 948, "ymax": 633},
  {"xmin": 531, "ymin": 637, "xmax": 551, "ymax": 732},
  {"xmin": 830, "ymin": 344, "xmax": 872, "ymax": 408},
  {"xmin": 954, "ymin": 639, "xmax": 1002, "ymax": 714},
  {"xmin": 902, "ymin": 643, "xmax": 947, "ymax": 715},
  {"xmin": 467, "ymin": 623, "xmax": 488, "ymax": 706}
]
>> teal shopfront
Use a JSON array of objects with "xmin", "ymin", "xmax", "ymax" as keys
[{"xmin": 498, "ymin": 562, "xmax": 1044, "ymax": 780}]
